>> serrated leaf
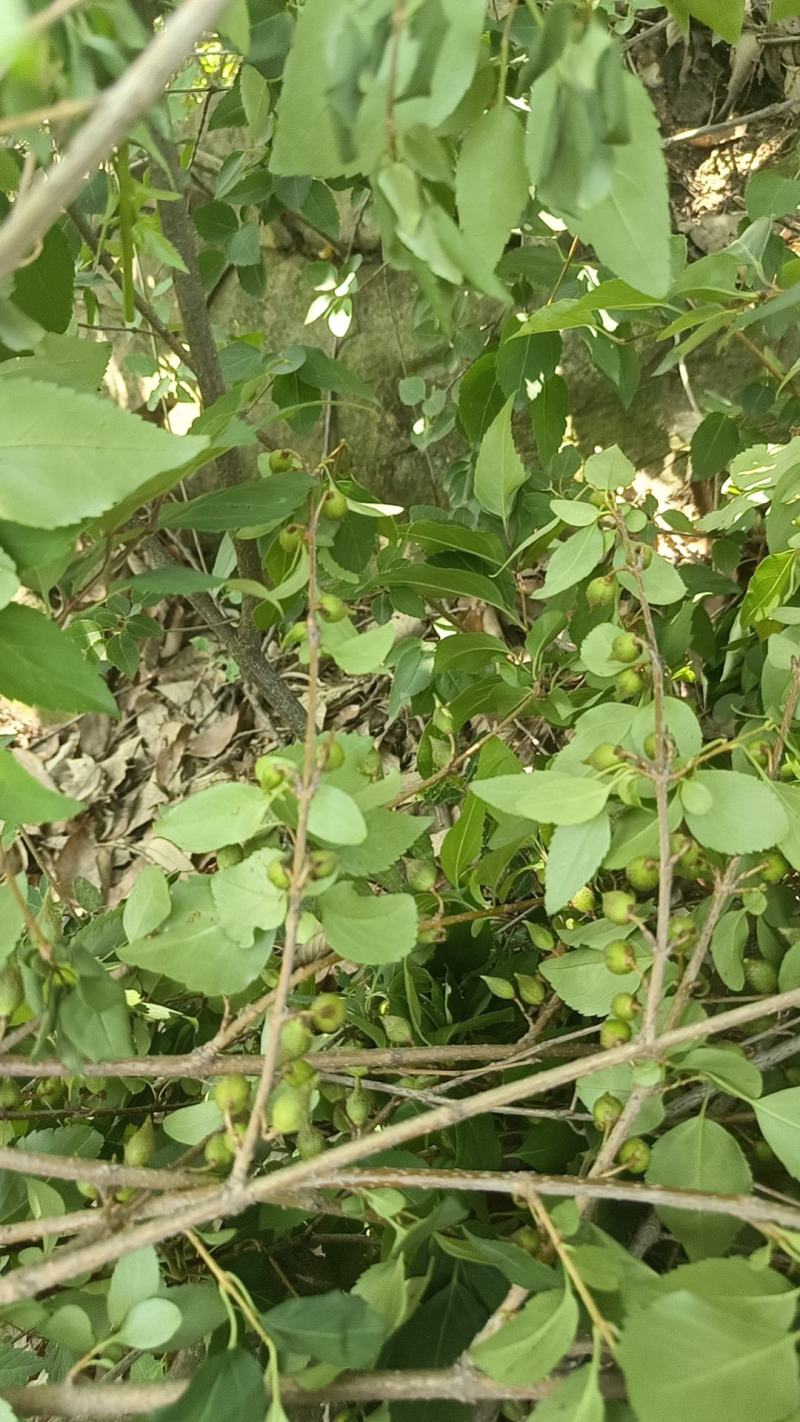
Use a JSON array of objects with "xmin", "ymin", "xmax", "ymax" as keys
[
  {"xmin": 338, "ymin": 808, "xmax": 432, "ymax": 876},
  {"xmin": 754, "ymin": 1087, "xmax": 800, "ymax": 1181},
  {"xmin": 320, "ymin": 883, "xmax": 417, "ymax": 965},
  {"xmin": 474, "ymin": 396, "xmax": 527, "ymax": 527},
  {"xmin": 160, "ymin": 471, "xmax": 314, "ymax": 532},
  {"xmin": 120, "ymin": 879, "xmax": 271, "ymax": 996},
  {"xmin": 262, "ymin": 1291, "xmax": 386, "ymax": 1368},
  {"xmin": 541, "ymin": 524, "xmax": 605, "ymax": 598},
  {"xmin": 309, "ymin": 784, "xmax": 367, "ymax": 846},
  {"xmin": 210, "ymin": 849, "xmax": 287, "ymax": 935},
  {"xmin": 321, "ymin": 620, "xmax": 395, "ymax": 676},
  {"xmin": 149, "ymin": 1348, "xmax": 266, "ymax": 1422},
  {"xmin": 646, "ymin": 1118, "xmax": 752, "ymax": 1259},
  {"xmin": 155, "ymin": 784, "xmax": 269, "ymax": 853},
  {"xmin": 584, "ymin": 444, "xmax": 636, "ymax": 491},
  {"xmin": 682, "ymin": 771, "xmax": 788, "ymax": 854},
  {"xmin": 545, "ymin": 813, "xmax": 610, "ymax": 914},
  {"xmin": 541, "ymin": 946, "xmax": 641, "ymax": 1017},
  {"xmin": 470, "ymin": 1286, "xmax": 578, "ymax": 1384}
]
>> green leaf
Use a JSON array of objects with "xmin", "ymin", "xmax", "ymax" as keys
[
  {"xmin": 320, "ymin": 883, "xmax": 417, "ymax": 965},
  {"xmin": 160, "ymin": 471, "xmax": 314, "ymax": 532},
  {"xmin": 473, "ymin": 396, "xmax": 528, "ymax": 527},
  {"xmin": 666, "ymin": 0, "xmax": 744, "ymax": 42},
  {"xmin": 321, "ymin": 620, "xmax": 395, "ymax": 676},
  {"xmin": 710, "ymin": 909, "xmax": 748, "ymax": 991},
  {"xmin": 645, "ymin": 1118, "xmax": 752, "ymax": 1259},
  {"xmin": 163, "ymin": 1099, "xmax": 224, "ymax": 1146},
  {"xmin": 123, "ymin": 865, "xmax": 171, "ymax": 942},
  {"xmin": 155, "ymin": 784, "xmax": 269, "ymax": 853},
  {"xmin": 309, "ymin": 784, "xmax": 367, "ymax": 846},
  {"xmin": 210, "ymin": 849, "xmax": 287, "ymax": 934},
  {"xmin": 573, "ymin": 76, "xmax": 671, "ymax": 298},
  {"xmin": 754, "ymin": 1087, "xmax": 800, "ymax": 1181},
  {"xmin": 617, "ymin": 552, "xmax": 686, "ymax": 606},
  {"xmin": 338, "ymin": 808, "xmax": 432, "ymax": 876},
  {"xmin": 0, "ymin": 1339, "xmax": 40, "ymax": 1387},
  {"xmin": 108, "ymin": 1248, "xmax": 161, "ymax": 1329},
  {"xmin": 120, "ymin": 879, "xmax": 272, "ymax": 996},
  {"xmin": 531, "ymin": 1356, "xmax": 604, "ymax": 1422},
  {"xmin": 584, "ymin": 445, "xmax": 636, "ymax": 491},
  {"xmin": 0, "ymin": 380, "xmax": 206, "ymax": 530},
  {"xmin": 352, "ymin": 1256, "xmax": 409, "ymax": 1334},
  {"xmin": 541, "ymin": 946, "xmax": 641, "ymax": 1017},
  {"xmin": 473, "ymin": 771, "xmax": 609, "ymax": 826},
  {"xmin": 456, "ymin": 103, "xmax": 528, "ymax": 275},
  {"xmin": 0, "ymin": 604, "xmax": 117, "ymax": 716},
  {"xmin": 270, "ymin": 0, "xmax": 351, "ymax": 177},
  {"xmin": 618, "ymin": 1291, "xmax": 798, "ymax": 1422},
  {"xmin": 470, "ymin": 1286, "xmax": 578, "ymax": 1384},
  {"xmin": 541, "ymin": 524, "xmax": 605, "ymax": 598},
  {"xmin": 741, "ymin": 551, "xmax": 799, "ymax": 633},
  {"xmin": 682, "ymin": 771, "xmax": 788, "ymax": 854},
  {"xmin": 149, "ymin": 1348, "xmax": 266, "ymax": 1422},
  {"xmin": 117, "ymin": 1298, "xmax": 181, "ymax": 1350},
  {"xmin": 691, "ymin": 413, "xmax": 740, "ymax": 480},
  {"xmin": 677, "ymin": 1046, "xmax": 762, "ymax": 1101},
  {"xmin": 13, "ymin": 225, "xmax": 74, "ymax": 334},
  {"xmin": 441, "ymin": 795, "xmax": 485, "ymax": 887},
  {"xmin": 262, "ymin": 1291, "xmax": 386, "ymax": 1368},
  {"xmin": 369, "ymin": 564, "xmax": 515, "ymax": 620},
  {"xmin": 0, "ymin": 746, "xmax": 83, "ymax": 825},
  {"xmin": 0, "ymin": 548, "xmax": 19, "ymax": 611},
  {"xmin": 45, "ymin": 1303, "xmax": 94, "ymax": 1354},
  {"xmin": 545, "ymin": 813, "xmax": 611, "ymax": 914},
  {"xmin": 772, "ymin": 0, "xmax": 800, "ymax": 18}
]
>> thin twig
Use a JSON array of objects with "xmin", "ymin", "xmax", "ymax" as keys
[{"xmin": 663, "ymin": 98, "xmax": 800, "ymax": 148}]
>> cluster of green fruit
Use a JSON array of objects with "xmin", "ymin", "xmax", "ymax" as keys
[{"xmin": 584, "ymin": 579, "xmax": 651, "ymax": 701}]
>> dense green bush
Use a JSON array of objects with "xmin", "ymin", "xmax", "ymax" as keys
[{"xmin": 2, "ymin": 2, "xmax": 800, "ymax": 1420}]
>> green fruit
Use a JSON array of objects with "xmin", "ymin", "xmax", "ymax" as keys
[
  {"xmin": 283, "ymin": 1059, "xmax": 318, "ymax": 1089},
  {"xmin": 0, "ymin": 1080, "xmax": 21, "ymax": 1109},
  {"xmin": 511, "ymin": 1225, "xmax": 540, "ymax": 1254},
  {"xmin": 383, "ymin": 1014, "xmax": 414, "ymax": 1044},
  {"xmin": 36, "ymin": 1078, "xmax": 65, "ymax": 1105},
  {"xmin": 267, "ymin": 858, "xmax": 292, "ymax": 891},
  {"xmin": 618, "ymin": 1137, "xmax": 650, "ymax": 1173},
  {"xmin": 743, "ymin": 958, "xmax": 779, "ymax": 994},
  {"xmin": 255, "ymin": 756, "xmax": 287, "ymax": 792},
  {"xmin": 204, "ymin": 1132, "xmax": 235, "ymax": 1169},
  {"xmin": 570, "ymin": 885, "xmax": 595, "ymax": 914},
  {"xmin": 515, "ymin": 974, "xmax": 546, "ymax": 1007},
  {"xmin": 124, "ymin": 1116, "xmax": 155, "ymax": 1167},
  {"xmin": 216, "ymin": 844, "xmax": 244, "ymax": 869},
  {"xmin": 586, "ymin": 575, "xmax": 615, "ymax": 609},
  {"xmin": 615, "ymin": 669, "xmax": 644, "ymax": 701},
  {"xmin": 310, "ymin": 850, "xmax": 338, "ymax": 880},
  {"xmin": 643, "ymin": 733, "xmax": 658, "ymax": 760},
  {"xmin": 600, "ymin": 1018, "xmax": 632, "ymax": 1049},
  {"xmin": 77, "ymin": 1180, "xmax": 99, "ymax": 1200},
  {"xmin": 611, "ymin": 632, "xmax": 639, "ymax": 664},
  {"xmin": 283, "ymin": 621, "xmax": 308, "ymax": 648},
  {"xmin": 213, "ymin": 1075, "xmax": 251, "ymax": 1117},
  {"xmin": 626, "ymin": 856, "xmax": 660, "ymax": 893},
  {"xmin": 587, "ymin": 742, "xmax": 622, "ymax": 772},
  {"xmin": 603, "ymin": 890, "xmax": 635, "ymax": 926},
  {"xmin": 611, "ymin": 991, "xmax": 639, "ymax": 1022},
  {"xmin": 322, "ymin": 487, "xmax": 348, "ymax": 520},
  {"xmin": 311, "ymin": 993, "xmax": 347, "ymax": 1033},
  {"xmin": 633, "ymin": 543, "xmax": 654, "ymax": 569},
  {"xmin": 407, "ymin": 860, "xmax": 438, "ymax": 893},
  {"xmin": 115, "ymin": 1186, "xmax": 137, "ymax": 1203},
  {"xmin": 668, "ymin": 912, "xmax": 696, "ymax": 946},
  {"xmin": 317, "ymin": 739, "xmax": 345, "ymax": 771},
  {"xmin": 593, "ymin": 1092, "xmax": 623, "ymax": 1128},
  {"xmin": 319, "ymin": 592, "xmax": 347, "ymax": 622},
  {"xmin": 753, "ymin": 1140, "xmax": 778, "ymax": 1164},
  {"xmin": 279, "ymin": 523, "xmax": 304, "ymax": 553},
  {"xmin": 269, "ymin": 448, "xmax": 297, "ymax": 472},
  {"xmin": 760, "ymin": 850, "xmax": 789, "ymax": 885},
  {"xmin": 750, "ymin": 739, "xmax": 771, "ymax": 768},
  {"xmin": 271, "ymin": 1085, "xmax": 310, "ymax": 1134},
  {"xmin": 604, "ymin": 939, "xmax": 637, "ymax": 975},
  {"xmin": 279, "ymin": 1017, "xmax": 313, "ymax": 1063},
  {"xmin": 0, "ymin": 965, "xmax": 23, "ymax": 1017},
  {"xmin": 297, "ymin": 1126, "xmax": 325, "ymax": 1159},
  {"xmin": 345, "ymin": 1087, "xmax": 372, "ymax": 1128}
]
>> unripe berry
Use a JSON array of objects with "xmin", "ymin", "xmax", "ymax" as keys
[
  {"xmin": 760, "ymin": 850, "xmax": 789, "ymax": 885},
  {"xmin": 587, "ymin": 742, "xmax": 622, "ymax": 772},
  {"xmin": 668, "ymin": 912, "xmax": 696, "ymax": 946},
  {"xmin": 124, "ymin": 1116, "xmax": 155, "ymax": 1168},
  {"xmin": 322, "ymin": 487, "xmax": 348, "ymax": 520},
  {"xmin": 618, "ymin": 1137, "xmax": 650, "ymax": 1173},
  {"xmin": 317, "ymin": 740, "xmax": 345, "ymax": 771},
  {"xmin": 214, "ymin": 1075, "xmax": 251, "ymax": 1117},
  {"xmin": 0, "ymin": 1080, "xmax": 21, "ymax": 1109},
  {"xmin": 283, "ymin": 621, "xmax": 308, "ymax": 647},
  {"xmin": 593, "ymin": 1092, "xmax": 623, "ymax": 1128},
  {"xmin": 604, "ymin": 939, "xmax": 637, "ymax": 975},
  {"xmin": 643, "ymin": 733, "xmax": 658, "ymax": 760},
  {"xmin": 267, "ymin": 859, "xmax": 292, "ymax": 891},
  {"xmin": 625, "ymin": 856, "xmax": 660, "ymax": 893},
  {"xmin": 283, "ymin": 1059, "xmax": 318, "ymax": 1089},
  {"xmin": 750, "ymin": 739, "xmax": 771, "ymax": 768},
  {"xmin": 270, "ymin": 1085, "xmax": 310, "ymax": 1134},
  {"xmin": 297, "ymin": 1126, "xmax": 325, "ymax": 1159},
  {"xmin": 254, "ymin": 756, "xmax": 287, "ymax": 792},
  {"xmin": 407, "ymin": 860, "xmax": 438, "ymax": 892},
  {"xmin": 77, "ymin": 1180, "xmax": 99, "ymax": 1200},
  {"xmin": 279, "ymin": 524, "xmax": 304, "ymax": 553},
  {"xmin": 269, "ymin": 448, "xmax": 298, "ymax": 472},
  {"xmin": 345, "ymin": 1086, "xmax": 372, "ymax": 1127},
  {"xmin": 611, "ymin": 991, "xmax": 639, "ymax": 1022},
  {"xmin": 310, "ymin": 993, "xmax": 346, "ymax": 1033},
  {"xmin": 615, "ymin": 669, "xmax": 644, "ymax": 700},
  {"xmin": 278, "ymin": 1017, "xmax": 313, "ymax": 1063},
  {"xmin": 570, "ymin": 886, "xmax": 595, "ymax": 914},
  {"xmin": 586, "ymin": 575, "xmax": 615, "ymax": 609},
  {"xmin": 600, "ymin": 1017, "xmax": 632, "ymax": 1049},
  {"xmin": 310, "ymin": 850, "xmax": 338, "ymax": 880},
  {"xmin": 603, "ymin": 890, "xmax": 635, "ymax": 926},
  {"xmin": 319, "ymin": 593, "xmax": 347, "ymax": 622},
  {"xmin": 511, "ymin": 1225, "xmax": 541, "ymax": 1254},
  {"xmin": 204, "ymin": 1133, "xmax": 235, "ymax": 1168},
  {"xmin": 0, "ymin": 965, "xmax": 23, "ymax": 1017},
  {"xmin": 216, "ymin": 844, "xmax": 244, "ymax": 869},
  {"xmin": 383, "ymin": 1014, "xmax": 414, "ymax": 1044},
  {"xmin": 743, "ymin": 958, "xmax": 779, "ymax": 994},
  {"xmin": 611, "ymin": 632, "xmax": 639, "ymax": 664}
]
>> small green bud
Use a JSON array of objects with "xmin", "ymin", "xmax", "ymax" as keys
[
  {"xmin": 383, "ymin": 1014, "xmax": 414, "ymax": 1044},
  {"xmin": 759, "ymin": 850, "xmax": 790, "ymax": 885},
  {"xmin": 345, "ymin": 1086, "xmax": 372, "ymax": 1127},
  {"xmin": 297, "ymin": 1126, "xmax": 325, "ymax": 1159},
  {"xmin": 515, "ymin": 974, "xmax": 546, "ymax": 1007},
  {"xmin": 511, "ymin": 1225, "xmax": 541, "ymax": 1254},
  {"xmin": 570, "ymin": 886, "xmax": 595, "ymax": 914},
  {"xmin": 310, "ymin": 849, "xmax": 338, "ymax": 880},
  {"xmin": 317, "ymin": 739, "xmax": 345, "ymax": 771}
]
